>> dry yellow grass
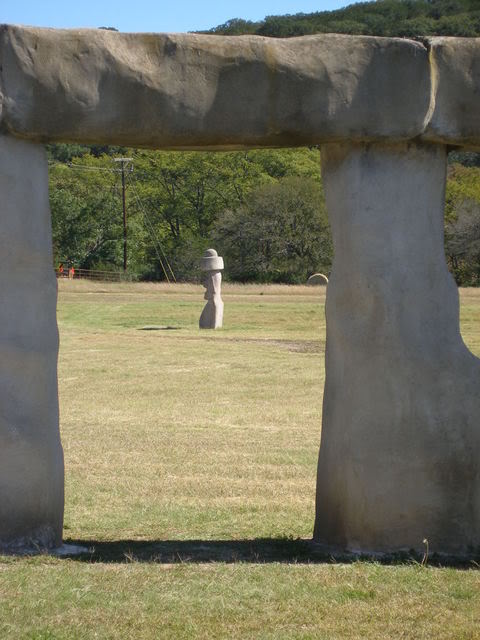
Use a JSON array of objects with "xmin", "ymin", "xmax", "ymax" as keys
[{"xmin": 0, "ymin": 281, "xmax": 478, "ymax": 640}]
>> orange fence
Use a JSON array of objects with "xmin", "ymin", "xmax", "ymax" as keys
[{"xmin": 56, "ymin": 268, "xmax": 124, "ymax": 282}]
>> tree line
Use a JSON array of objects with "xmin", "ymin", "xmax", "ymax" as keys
[
  {"xmin": 49, "ymin": 145, "xmax": 332, "ymax": 283},
  {"xmin": 207, "ymin": 0, "xmax": 480, "ymax": 38},
  {"xmin": 48, "ymin": 0, "xmax": 480, "ymax": 285},
  {"xmin": 48, "ymin": 143, "xmax": 480, "ymax": 286}
]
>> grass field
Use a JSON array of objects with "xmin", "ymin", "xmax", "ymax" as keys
[{"xmin": 1, "ymin": 281, "xmax": 479, "ymax": 639}]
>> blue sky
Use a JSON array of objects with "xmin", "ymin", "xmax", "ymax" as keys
[{"xmin": 1, "ymin": 1, "xmax": 350, "ymax": 33}]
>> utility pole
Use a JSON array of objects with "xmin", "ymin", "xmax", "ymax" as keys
[{"xmin": 114, "ymin": 158, "xmax": 133, "ymax": 272}]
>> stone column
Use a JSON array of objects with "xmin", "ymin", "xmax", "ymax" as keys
[
  {"xmin": 314, "ymin": 142, "xmax": 480, "ymax": 556},
  {"xmin": 0, "ymin": 135, "xmax": 64, "ymax": 551}
]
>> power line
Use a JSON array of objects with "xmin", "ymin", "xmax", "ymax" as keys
[
  {"xmin": 125, "ymin": 174, "xmax": 176, "ymax": 283},
  {"xmin": 51, "ymin": 156, "xmax": 176, "ymax": 282},
  {"xmin": 114, "ymin": 158, "xmax": 133, "ymax": 273},
  {"xmin": 65, "ymin": 163, "xmax": 117, "ymax": 173},
  {"xmin": 126, "ymin": 176, "xmax": 176, "ymax": 283}
]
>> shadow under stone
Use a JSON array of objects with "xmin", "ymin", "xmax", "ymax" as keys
[
  {"xmin": 62, "ymin": 538, "xmax": 480, "ymax": 568},
  {"xmin": 138, "ymin": 326, "xmax": 181, "ymax": 331}
]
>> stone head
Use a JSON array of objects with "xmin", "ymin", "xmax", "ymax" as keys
[{"xmin": 201, "ymin": 249, "xmax": 224, "ymax": 300}]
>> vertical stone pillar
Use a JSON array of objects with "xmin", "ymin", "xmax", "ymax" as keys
[
  {"xmin": 0, "ymin": 135, "xmax": 63, "ymax": 551},
  {"xmin": 314, "ymin": 142, "xmax": 480, "ymax": 555}
]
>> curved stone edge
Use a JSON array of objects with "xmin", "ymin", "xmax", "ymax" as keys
[
  {"xmin": 0, "ymin": 25, "xmax": 431, "ymax": 148},
  {"xmin": 423, "ymin": 37, "xmax": 480, "ymax": 150},
  {"xmin": 307, "ymin": 273, "xmax": 329, "ymax": 285}
]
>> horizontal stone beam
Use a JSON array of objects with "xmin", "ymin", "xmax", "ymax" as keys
[
  {"xmin": 0, "ymin": 25, "xmax": 460, "ymax": 150},
  {"xmin": 1, "ymin": 26, "xmax": 478, "ymax": 151},
  {"xmin": 2, "ymin": 26, "xmax": 479, "ymax": 151}
]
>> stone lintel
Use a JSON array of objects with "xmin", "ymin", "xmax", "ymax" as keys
[
  {"xmin": 1, "ymin": 27, "xmax": 479, "ymax": 151},
  {"xmin": 0, "ymin": 25, "xmax": 431, "ymax": 148}
]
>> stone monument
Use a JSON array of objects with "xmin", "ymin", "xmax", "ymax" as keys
[
  {"xmin": 0, "ymin": 25, "xmax": 479, "ymax": 555},
  {"xmin": 199, "ymin": 249, "xmax": 224, "ymax": 330}
]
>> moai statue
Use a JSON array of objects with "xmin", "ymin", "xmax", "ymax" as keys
[{"xmin": 199, "ymin": 249, "xmax": 224, "ymax": 329}]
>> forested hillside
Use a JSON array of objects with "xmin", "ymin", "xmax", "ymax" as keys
[
  {"xmin": 49, "ymin": 0, "xmax": 480, "ymax": 285},
  {"xmin": 208, "ymin": 0, "xmax": 480, "ymax": 38}
]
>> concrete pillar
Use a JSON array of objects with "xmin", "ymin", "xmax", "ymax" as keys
[
  {"xmin": 0, "ymin": 134, "xmax": 63, "ymax": 551},
  {"xmin": 314, "ymin": 142, "xmax": 480, "ymax": 556}
]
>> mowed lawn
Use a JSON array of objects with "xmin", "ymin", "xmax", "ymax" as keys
[{"xmin": 1, "ymin": 281, "xmax": 479, "ymax": 639}]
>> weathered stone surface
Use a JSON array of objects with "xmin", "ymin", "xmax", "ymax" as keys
[
  {"xmin": 0, "ymin": 134, "xmax": 63, "ymax": 551},
  {"xmin": 0, "ymin": 25, "xmax": 430, "ymax": 148},
  {"xmin": 1, "ymin": 26, "xmax": 480, "ymax": 149},
  {"xmin": 315, "ymin": 141, "xmax": 480, "ymax": 555},
  {"xmin": 424, "ymin": 37, "xmax": 480, "ymax": 149},
  {"xmin": 0, "ymin": 24, "xmax": 479, "ymax": 555}
]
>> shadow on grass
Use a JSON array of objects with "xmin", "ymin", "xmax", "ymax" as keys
[
  {"xmin": 65, "ymin": 537, "xmax": 480, "ymax": 568},
  {"xmin": 138, "ymin": 325, "xmax": 181, "ymax": 331}
]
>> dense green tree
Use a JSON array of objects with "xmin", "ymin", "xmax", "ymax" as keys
[
  {"xmin": 127, "ymin": 148, "xmax": 322, "ymax": 280},
  {"xmin": 49, "ymin": 147, "xmax": 323, "ymax": 281},
  {"xmin": 445, "ymin": 203, "xmax": 480, "ymax": 286},
  {"xmin": 445, "ymin": 165, "xmax": 480, "ymax": 285},
  {"xmin": 208, "ymin": 18, "xmax": 258, "ymax": 35},
  {"xmin": 49, "ymin": 156, "xmax": 141, "ymax": 271},
  {"xmin": 213, "ymin": 177, "xmax": 332, "ymax": 283},
  {"xmin": 46, "ymin": 143, "xmax": 92, "ymax": 163},
  {"xmin": 48, "ymin": 146, "xmax": 480, "ymax": 286},
  {"xmin": 47, "ymin": 0, "xmax": 480, "ymax": 284}
]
